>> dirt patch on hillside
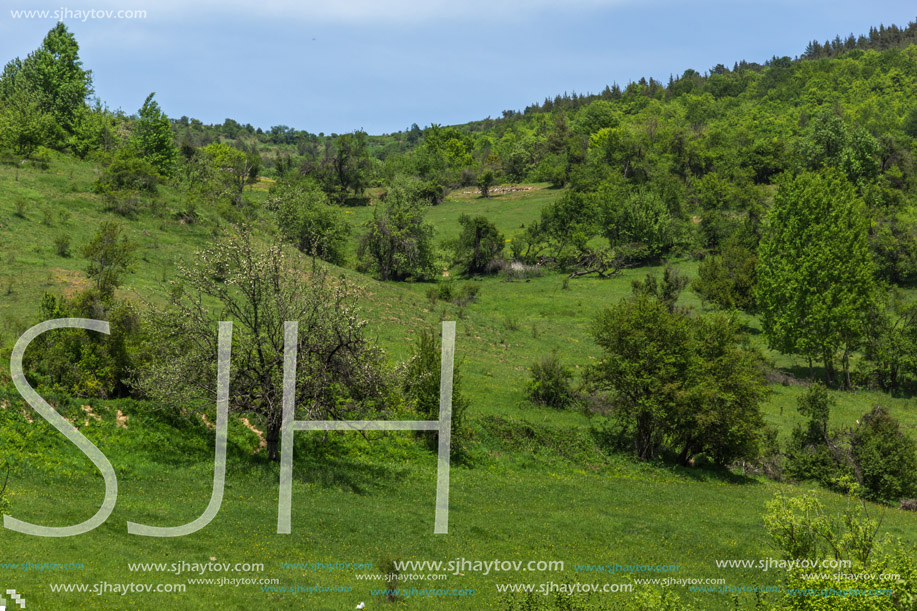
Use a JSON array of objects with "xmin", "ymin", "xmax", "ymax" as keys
[{"xmin": 48, "ymin": 268, "xmax": 89, "ymax": 297}]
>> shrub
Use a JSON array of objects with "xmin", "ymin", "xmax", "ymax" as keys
[
  {"xmin": 451, "ymin": 283, "xmax": 479, "ymax": 307},
  {"xmin": 53, "ymin": 234, "xmax": 71, "ymax": 257},
  {"xmin": 692, "ymin": 239, "xmax": 758, "ymax": 312},
  {"xmin": 402, "ymin": 328, "xmax": 471, "ymax": 460},
  {"xmin": 95, "ymin": 148, "xmax": 159, "ymax": 195},
  {"xmin": 269, "ymin": 177, "xmax": 351, "ymax": 265},
  {"xmin": 763, "ymin": 491, "xmax": 917, "ymax": 610},
  {"xmin": 850, "ymin": 406, "xmax": 917, "ymax": 504},
  {"xmin": 785, "ymin": 385, "xmax": 848, "ymax": 486},
  {"xmin": 786, "ymin": 386, "xmax": 917, "ymax": 504},
  {"xmin": 425, "ymin": 279, "xmax": 479, "ymax": 307},
  {"xmin": 358, "ymin": 178, "xmax": 437, "ymax": 281},
  {"xmin": 452, "ymin": 214, "xmax": 504, "ymax": 275},
  {"xmin": 587, "ymin": 294, "xmax": 767, "ymax": 465},
  {"xmin": 525, "ymin": 353, "xmax": 577, "ymax": 409},
  {"xmin": 415, "ymin": 179, "xmax": 445, "ymax": 205}
]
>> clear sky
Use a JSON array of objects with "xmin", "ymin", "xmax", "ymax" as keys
[{"xmin": 0, "ymin": 1, "xmax": 915, "ymax": 135}]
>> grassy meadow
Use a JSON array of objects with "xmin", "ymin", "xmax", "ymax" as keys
[{"xmin": 2, "ymin": 151, "xmax": 917, "ymax": 610}]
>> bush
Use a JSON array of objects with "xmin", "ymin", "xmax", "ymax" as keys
[
  {"xmin": 587, "ymin": 294, "xmax": 767, "ymax": 465},
  {"xmin": 692, "ymin": 239, "xmax": 758, "ymax": 312},
  {"xmin": 415, "ymin": 180, "xmax": 445, "ymax": 206},
  {"xmin": 525, "ymin": 353, "xmax": 577, "ymax": 409},
  {"xmin": 850, "ymin": 406, "xmax": 917, "ymax": 504},
  {"xmin": 785, "ymin": 385, "xmax": 847, "ymax": 487},
  {"xmin": 452, "ymin": 214, "xmax": 504, "ymax": 275},
  {"xmin": 402, "ymin": 328, "xmax": 471, "ymax": 460},
  {"xmin": 24, "ymin": 291, "xmax": 142, "ymax": 399},
  {"xmin": 602, "ymin": 187, "xmax": 674, "ymax": 261},
  {"xmin": 425, "ymin": 278, "xmax": 480, "ymax": 307},
  {"xmin": 786, "ymin": 386, "xmax": 917, "ymax": 504},
  {"xmin": 269, "ymin": 177, "xmax": 351, "ymax": 265},
  {"xmin": 358, "ymin": 177, "xmax": 437, "ymax": 281},
  {"xmin": 762, "ymin": 491, "xmax": 917, "ymax": 610},
  {"xmin": 54, "ymin": 234, "xmax": 71, "ymax": 257},
  {"xmin": 95, "ymin": 148, "xmax": 159, "ymax": 195}
]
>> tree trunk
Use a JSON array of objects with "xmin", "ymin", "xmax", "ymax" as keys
[
  {"xmin": 677, "ymin": 443, "xmax": 693, "ymax": 467},
  {"xmin": 266, "ymin": 422, "xmax": 282, "ymax": 462},
  {"xmin": 842, "ymin": 344, "xmax": 851, "ymax": 390}
]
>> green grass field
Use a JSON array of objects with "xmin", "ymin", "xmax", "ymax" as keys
[{"xmin": 2, "ymin": 154, "xmax": 917, "ymax": 610}]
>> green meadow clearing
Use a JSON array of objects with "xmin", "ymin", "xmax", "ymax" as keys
[{"xmin": 2, "ymin": 152, "xmax": 917, "ymax": 610}]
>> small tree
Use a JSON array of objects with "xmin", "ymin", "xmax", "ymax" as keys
[
  {"xmin": 692, "ymin": 239, "xmax": 758, "ymax": 312},
  {"xmin": 587, "ymin": 294, "xmax": 693, "ymax": 460},
  {"xmin": 453, "ymin": 214, "xmax": 503, "ymax": 275},
  {"xmin": 0, "ymin": 22, "xmax": 93, "ymax": 135},
  {"xmin": 358, "ymin": 179, "xmax": 437, "ymax": 281},
  {"xmin": 478, "ymin": 169, "xmax": 495, "ymax": 198},
  {"xmin": 82, "ymin": 221, "xmax": 137, "ymax": 297},
  {"xmin": 587, "ymin": 293, "xmax": 766, "ymax": 465},
  {"xmin": 319, "ymin": 130, "xmax": 371, "ymax": 205},
  {"xmin": 138, "ymin": 230, "xmax": 389, "ymax": 461},
  {"xmin": 763, "ymin": 491, "xmax": 917, "ymax": 609},
  {"xmin": 269, "ymin": 177, "xmax": 351, "ymax": 265},
  {"xmin": 602, "ymin": 187, "xmax": 673, "ymax": 261},
  {"xmin": 0, "ymin": 80, "xmax": 59, "ymax": 156},
  {"xmin": 851, "ymin": 406, "xmax": 917, "ymax": 504},
  {"xmin": 132, "ymin": 92, "xmax": 177, "ymax": 176},
  {"xmin": 402, "ymin": 328, "xmax": 470, "ymax": 460},
  {"xmin": 203, "ymin": 142, "xmax": 258, "ymax": 206}
]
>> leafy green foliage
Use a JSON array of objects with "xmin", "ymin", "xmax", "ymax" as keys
[
  {"xmin": 693, "ymin": 240, "xmax": 758, "ymax": 312},
  {"xmin": 201, "ymin": 141, "xmax": 258, "ymax": 206},
  {"xmin": 588, "ymin": 292, "xmax": 767, "ymax": 465},
  {"xmin": 762, "ymin": 491, "xmax": 917, "ymax": 610},
  {"xmin": 414, "ymin": 124, "xmax": 474, "ymax": 187},
  {"xmin": 0, "ymin": 23, "xmax": 92, "ymax": 137},
  {"xmin": 851, "ymin": 406, "xmax": 917, "ymax": 504},
  {"xmin": 94, "ymin": 147, "xmax": 159, "ymax": 195},
  {"xmin": 757, "ymin": 170, "xmax": 876, "ymax": 386},
  {"xmin": 0, "ymin": 80, "xmax": 61, "ymax": 156},
  {"xmin": 268, "ymin": 177, "xmax": 350, "ymax": 265},
  {"xmin": 785, "ymin": 385, "xmax": 846, "ymax": 487},
  {"xmin": 453, "ymin": 214, "xmax": 504, "ymax": 275},
  {"xmin": 787, "ymin": 386, "xmax": 917, "ymax": 503},
  {"xmin": 860, "ymin": 297, "xmax": 917, "ymax": 390},
  {"xmin": 798, "ymin": 110, "xmax": 879, "ymax": 188},
  {"xmin": 132, "ymin": 92, "xmax": 177, "ymax": 176},
  {"xmin": 137, "ymin": 230, "xmax": 390, "ymax": 461},
  {"xmin": 358, "ymin": 178, "xmax": 437, "ymax": 281},
  {"xmin": 82, "ymin": 220, "xmax": 137, "ymax": 297},
  {"xmin": 525, "ymin": 352, "xmax": 577, "ymax": 409},
  {"xmin": 402, "ymin": 328, "xmax": 470, "ymax": 460},
  {"xmin": 602, "ymin": 186, "xmax": 673, "ymax": 261},
  {"xmin": 512, "ymin": 190, "xmax": 598, "ymax": 267},
  {"xmin": 316, "ymin": 130, "xmax": 371, "ymax": 205},
  {"xmin": 631, "ymin": 265, "xmax": 688, "ymax": 313}
]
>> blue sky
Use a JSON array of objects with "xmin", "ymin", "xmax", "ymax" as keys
[{"xmin": 0, "ymin": 1, "xmax": 915, "ymax": 135}]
